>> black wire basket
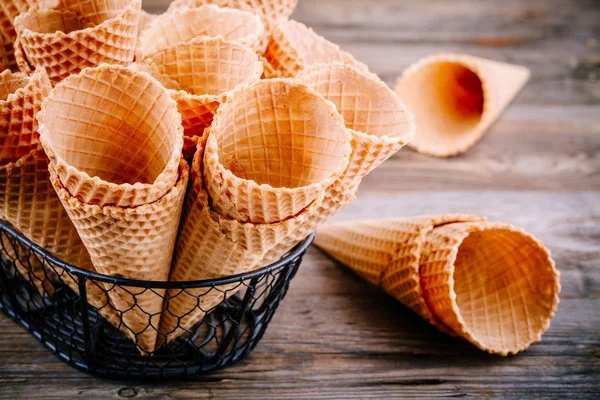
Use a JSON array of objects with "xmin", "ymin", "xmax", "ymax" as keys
[{"xmin": 0, "ymin": 219, "xmax": 314, "ymax": 379}]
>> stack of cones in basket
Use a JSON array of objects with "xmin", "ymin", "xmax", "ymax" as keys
[
  {"xmin": 314, "ymin": 215, "xmax": 561, "ymax": 355},
  {"xmin": 0, "ymin": 0, "xmax": 554, "ymax": 356},
  {"xmin": 159, "ymin": 78, "xmax": 354, "ymax": 343}
]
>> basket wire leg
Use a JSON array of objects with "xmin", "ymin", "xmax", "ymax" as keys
[{"xmin": 215, "ymin": 277, "xmax": 259, "ymax": 363}]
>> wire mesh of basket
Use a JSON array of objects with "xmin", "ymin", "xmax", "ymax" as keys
[{"xmin": 0, "ymin": 219, "xmax": 314, "ymax": 379}]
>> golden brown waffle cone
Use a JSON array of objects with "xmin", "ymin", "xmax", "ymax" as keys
[
  {"xmin": 0, "ymin": 147, "xmax": 122, "ymax": 331},
  {"xmin": 139, "ymin": 37, "xmax": 263, "ymax": 156},
  {"xmin": 1, "ymin": 68, "xmax": 51, "ymax": 165},
  {"xmin": 394, "ymin": 53, "xmax": 530, "ymax": 157},
  {"xmin": 315, "ymin": 216, "xmax": 561, "ymax": 355},
  {"xmin": 136, "ymin": 5, "xmax": 265, "ymax": 59},
  {"xmin": 14, "ymin": 0, "xmax": 141, "ymax": 82},
  {"xmin": 264, "ymin": 19, "xmax": 369, "ymax": 78},
  {"xmin": 204, "ymin": 78, "xmax": 352, "ymax": 224},
  {"xmin": 37, "ymin": 64, "xmax": 183, "ymax": 208},
  {"xmin": 159, "ymin": 138, "xmax": 325, "ymax": 343},
  {"xmin": 260, "ymin": 64, "xmax": 416, "ymax": 263},
  {"xmin": 50, "ymin": 160, "xmax": 189, "ymax": 354},
  {"xmin": 167, "ymin": 0, "xmax": 297, "ymax": 35},
  {"xmin": 297, "ymin": 63, "xmax": 416, "ymax": 183}
]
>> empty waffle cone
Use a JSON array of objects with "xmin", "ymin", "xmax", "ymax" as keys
[
  {"xmin": 0, "ymin": 147, "xmax": 122, "ymax": 331},
  {"xmin": 167, "ymin": 0, "xmax": 298, "ymax": 35},
  {"xmin": 264, "ymin": 19, "xmax": 369, "ymax": 78},
  {"xmin": 298, "ymin": 63, "xmax": 416, "ymax": 183},
  {"xmin": 204, "ymin": 78, "xmax": 352, "ymax": 224},
  {"xmin": 50, "ymin": 159, "xmax": 189, "ymax": 354},
  {"xmin": 160, "ymin": 141, "xmax": 323, "ymax": 343},
  {"xmin": 1, "ymin": 68, "xmax": 52, "ymax": 165},
  {"xmin": 394, "ymin": 53, "xmax": 530, "ymax": 157},
  {"xmin": 136, "ymin": 5, "xmax": 265, "ymax": 59},
  {"xmin": 139, "ymin": 37, "xmax": 263, "ymax": 156},
  {"xmin": 14, "ymin": 0, "xmax": 141, "ymax": 82},
  {"xmin": 260, "ymin": 64, "xmax": 416, "ymax": 262},
  {"xmin": 315, "ymin": 216, "xmax": 561, "ymax": 355},
  {"xmin": 37, "ymin": 64, "xmax": 183, "ymax": 208}
]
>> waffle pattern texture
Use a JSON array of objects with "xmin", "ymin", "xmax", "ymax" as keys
[
  {"xmin": 136, "ymin": 5, "xmax": 265, "ymax": 59},
  {"xmin": 0, "ymin": 68, "xmax": 52, "ymax": 166},
  {"xmin": 203, "ymin": 78, "xmax": 352, "ymax": 224},
  {"xmin": 38, "ymin": 64, "xmax": 183, "ymax": 207},
  {"xmin": 14, "ymin": 0, "xmax": 141, "ymax": 82},
  {"xmin": 260, "ymin": 64, "xmax": 416, "ymax": 263},
  {"xmin": 264, "ymin": 19, "xmax": 369, "ymax": 78},
  {"xmin": 315, "ymin": 215, "xmax": 561, "ymax": 355},
  {"xmin": 167, "ymin": 0, "xmax": 297, "ymax": 34},
  {"xmin": 139, "ymin": 36, "xmax": 263, "ymax": 155}
]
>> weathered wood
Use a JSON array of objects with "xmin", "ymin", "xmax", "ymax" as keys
[{"xmin": 1, "ymin": 0, "xmax": 599, "ymax": 398}]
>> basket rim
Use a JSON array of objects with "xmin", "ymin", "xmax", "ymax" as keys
[{"xmin": 0, "ymin": 219, "xmax": 314, "ymax": 289}]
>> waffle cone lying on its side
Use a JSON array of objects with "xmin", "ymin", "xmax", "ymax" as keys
[
  {"xmin": 167, "ymin": 0, "xmax": 298, "ymax": 36},
  {"xmin": 38, "ymin": 65, "xmax": 186, "ymax": 354},
  {"xmin": 14, "ymin": 0, "xmax": 141, "ymax": 82},
  {"xmin": 261, "ymin": 63, "xmax": 416, "ymax": 264},
  {"xmin": 138, "ymin": 37, "xmax": 263, "ymax": 158},
  {"xmin": 394, "ymin": 53, "xmax": 530, "ymax": 157},
  {"xmin": 136, "ymin": 5, "xmax": 265, "ymax": 59},
  {"xmin": 160, "ymin": 79, "xmax": 352, "ymax": 343},
  {"xmin": 264, "ymin": 20, "xmax": 369, "ymax": 78},
  {"xmin": 314, "ymin": 215, "xmax": 561, "ymax": 355}
]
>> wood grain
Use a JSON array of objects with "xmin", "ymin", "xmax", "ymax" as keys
[{"xmin": 1, "ymin": 0, "xmax": 599, "ymax": 398}]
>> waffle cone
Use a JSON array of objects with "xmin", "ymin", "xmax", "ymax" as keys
[
  {"xmin": 394, "ymin": 53, "xmax": 530, "ymax": 157},
  {"xmin": 1, "ymin": 68, "xmax": 51, "ymax": 165},
  {"xmin": 204, "ymin": 78, "xmax": 352, "ymax": 224},
  {"xmin": 0, "ymin": 147, "xmax": 122, "ymax": 330},
  {"xmin": 260, "ymin": 64, "xmax": 416, "ymax": 262},
  {"xmin": 139, "ymin": 37, "xmax": 263, "ymax": 156},
  {"xmin": 37, "ymin": 64, "xmax": 183, "ymax": 208},
  {"xmin": 50, "ymin": 160, "xmax": 189, "ymax": 354},
  {"xmin": 160, "ymin": 139, "xmax": 323, "ymax": 343},
  {"xmin": 167, "ymin": 0, "xmax": 298, "ymax": 35},
  {"xmin": 264, "ymin": 19, "xmax": 369, "ymax": 78},
  {"xmin": 315, "ymin": 216, "xmax": 561, "ymax": 355},
  {"xmin": 136, "ymin": 5, "xmax": 264, "ymax": 59},
  {"xmin": 297, "ymin": 63, "xmax": 416, "ymax": 183},
  {"xmin": 14, "ymin": 0, "xmax": 141, "ymax": 82}
]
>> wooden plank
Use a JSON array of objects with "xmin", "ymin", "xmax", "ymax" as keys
[{"xmin": 0, "ymin": 192, "xmax": 598, "ymax": 398}]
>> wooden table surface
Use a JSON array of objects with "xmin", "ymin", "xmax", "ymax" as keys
[{"xmin": 1, "ymin": 0, "xmax": 599, "ymax": 398}]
